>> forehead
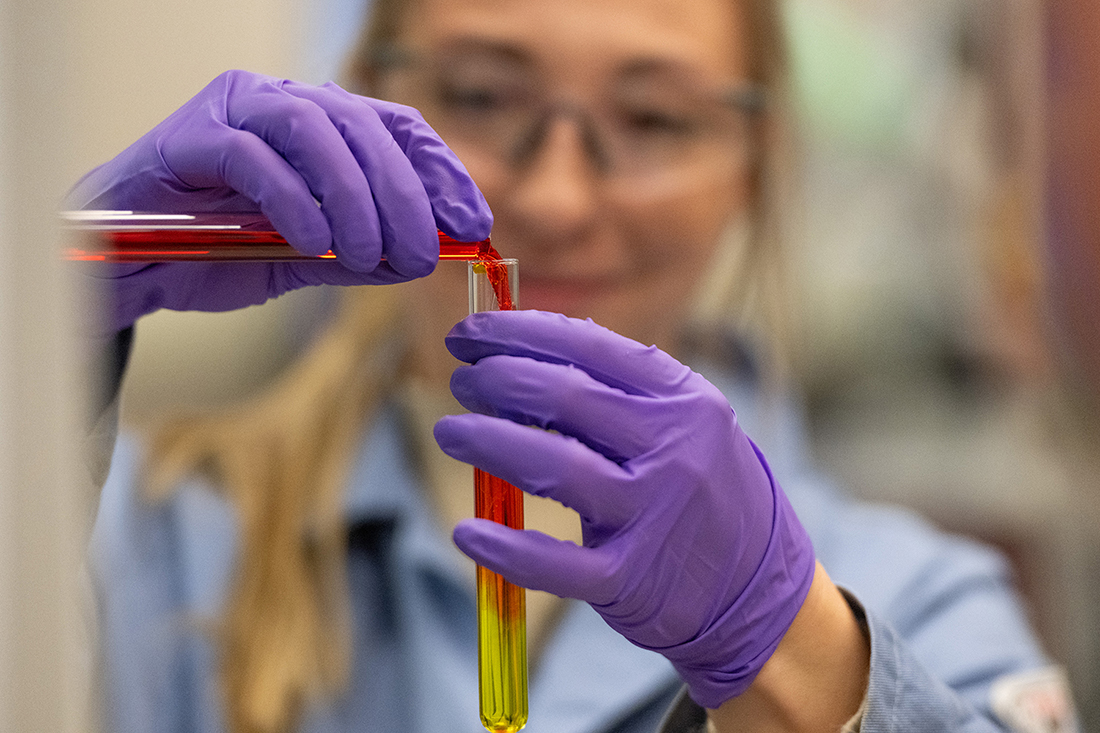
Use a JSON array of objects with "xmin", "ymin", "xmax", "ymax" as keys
[{"xmin": 399, "ymin": 0, "xmax": 747, "ymax": 79}]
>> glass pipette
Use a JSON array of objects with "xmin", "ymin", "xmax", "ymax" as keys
[{"xmin": 61, "ymin": 211, "xmax": 498, "ymax": 262}]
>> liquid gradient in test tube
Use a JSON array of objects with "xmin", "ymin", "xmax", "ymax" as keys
[{"xmin": 468, "ymin": 258, "xmax": 527, "ymax": 733}]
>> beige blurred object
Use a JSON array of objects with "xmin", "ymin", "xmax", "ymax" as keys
[
  {"xmin": 1, "ymin": 0, "xmax": 97, "ymax": 730},
  {"xmin": 70, "ymin": 0, "xmax": 305, "ymax": 175},
  {"xmin": 120, "ymin": 289, "xmax": 333, "ymax": 424},
  {"xmin": 66, "ymin": 0, "xmax": 323, "ymax": 423}
]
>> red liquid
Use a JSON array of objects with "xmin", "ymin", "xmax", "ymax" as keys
[
  {"xmin": 472, "ymin": 259, "xmax": 520, "ymax": 594},
  {"xmin": 63, "ymin": 212, "xmax": 499, "ymax": 263},
  {"xmin": 474, "ymin": 467, "xmax": 525, "ymax": 611},
  {"xmin": 472, "ymin": 260, "xmax": 525, "ymax": 732},
  {"xmin": 475, "ymin": 260, "xmax": 515, "ymax": 311},
  {"xmin": 472, "ymin": 261, "xmax": 518, "ymax": 540}
]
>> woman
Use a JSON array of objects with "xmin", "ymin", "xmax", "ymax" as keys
[{"xmin": 78, "ymin": 0, "xmax": 1067, "ymax": 731}]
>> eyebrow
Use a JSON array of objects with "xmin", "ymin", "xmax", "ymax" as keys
[
  {"xmin": 616, "ymin": 57, "xmax": 738, "ymax": 88},
  {"xmin": 371, "ymin": 38, "xmax": 534, "ymax": 74},
  {"xmin": 431, "ymin": 38, "xmax": 535, "ymax": 67},
  {"xmin": 387, "ymin": 37, "xmax": 746, "ymax": 96},
  {"xmin": 620, "ymin": 57, "xmax": 695, "ymax": 78},
  {"xmin": 423, "ymin": 37, "xmax": 718, "ymax": 78}
]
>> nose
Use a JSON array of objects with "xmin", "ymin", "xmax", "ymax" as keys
[{"xmin": 505, "ymin": 113, "xmax": 602, "ymax": 243}]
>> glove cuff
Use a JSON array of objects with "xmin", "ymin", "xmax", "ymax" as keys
[{"xmin": 664, "ymin": 442, "xmax": 816, "ymax": 709}]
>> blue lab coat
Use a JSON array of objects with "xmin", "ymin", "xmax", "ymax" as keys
[{"xmin": 89, "ymin": 364, "xmax": 1057, "ymax": 733}]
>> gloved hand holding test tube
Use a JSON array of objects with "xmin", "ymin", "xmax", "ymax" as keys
[
  {"xmin": 64, "ymin": 70, "xmax": 493, "ymax": 334},
  {"xmin": 435, "ymin": 311, "xmax": 816, "ymax": 712},
  {"xmin": 62, "ymin": 211, "xmax": 497, "ymax": 263}
]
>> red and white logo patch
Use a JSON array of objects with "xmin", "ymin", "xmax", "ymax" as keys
[{"xmin": 991, "ymin": 666, "xmax": 1079, "ymax": 733}]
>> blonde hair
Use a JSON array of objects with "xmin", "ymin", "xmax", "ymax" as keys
[
  {"xmin": 146, "ymin": 286, "xmax": 404, "ymax": 733},
  {"xmin": 143, "ymin": 2, "xmax": 794, "ymax": 732}
]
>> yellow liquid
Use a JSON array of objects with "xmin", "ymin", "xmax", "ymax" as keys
[{"xmin": 477, "ymin": 564, "xmax": 528, "ymax": 732}]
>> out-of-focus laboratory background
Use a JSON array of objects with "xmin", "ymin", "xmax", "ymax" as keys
[
  {"xmin": 1, "ymin": 0, "xmax": 1097, "ymax": 730},
  {"xmin": 782, "ymin": 1, "xmax": 1100, "ymax": 730}
]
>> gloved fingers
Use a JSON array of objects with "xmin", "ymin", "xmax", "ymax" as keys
[
  {"xmin": 452, "ymin": 519, "xmax": 615, "ymax": 604},
  {"xmin": 446, "ymin": 311, "xmax": 694, "ymax": 398},
  {"xmin": 159, "ymin": 123, "xmax": 335, "ymax": 257},
  {"xmin": 267, "ymin": 261, "xmax": 428, "ymax": 291},
  {"xmin": 277, "ymin": 81, "xmax": 443, "ymax": 278},
  {"xmin": 434, "ymin": 412, "xmax": 634, "ymax": 528},
  {"xmin": 349, "ymin": 90, "xmax": 493, "ymax": 243},
  {"xmin": 217, "ymin": 78, "xmax": 391, "ymax": 273},
  {"xmin": 449, "ymin": 355, "xmax": 660, "ymax": 462}
]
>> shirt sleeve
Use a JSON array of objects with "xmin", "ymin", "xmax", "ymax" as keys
[{"xmin": 654, "ymin": 587, "xmax": 1076, "ymax": 733}]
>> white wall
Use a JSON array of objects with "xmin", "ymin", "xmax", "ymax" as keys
[
  {"xmin": 0, "ymin": 1, "xmax": 93, "ymax": 729},
  {"xmin": 0, "ymin": 0, "xmax": 310, "ymax": 728}
]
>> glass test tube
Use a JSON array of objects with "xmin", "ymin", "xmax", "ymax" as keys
[
  {"xmin": 61, "ymin": 211, "xmax": 498, "ymax": 262},
  {"xmin": 468, "ymin": 259, "xmax": 528, "ymax": 733}
]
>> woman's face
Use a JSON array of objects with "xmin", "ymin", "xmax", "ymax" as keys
[{"xmin": 380, "ymin": 0, "xmax": 754, "ymax": 366}]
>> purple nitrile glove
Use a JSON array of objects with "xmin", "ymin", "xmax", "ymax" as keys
[
  {"xmin": 434, "ymin": 311, "xmax": 816, "ymax": 709},
  {"xmin": 67, "ymin": 70, "xmax": 492, "ymax": 335}
]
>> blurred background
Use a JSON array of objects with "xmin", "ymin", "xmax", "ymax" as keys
[
  {"xmin": 780, "ymin": 2, "xmax": 1100, "ymax": 731},
  {"xmin": 1, "ymin": 0, "xmax": 1097, "ymax": 729}
]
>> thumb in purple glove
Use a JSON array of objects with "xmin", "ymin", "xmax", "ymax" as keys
[
  {"xmin": 433, "ymin": 310, "xmax": 816, "ymax": 709},
  {"xmin": 67, "ymin": 70, "xmax": 492, "ymax": 335}
]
